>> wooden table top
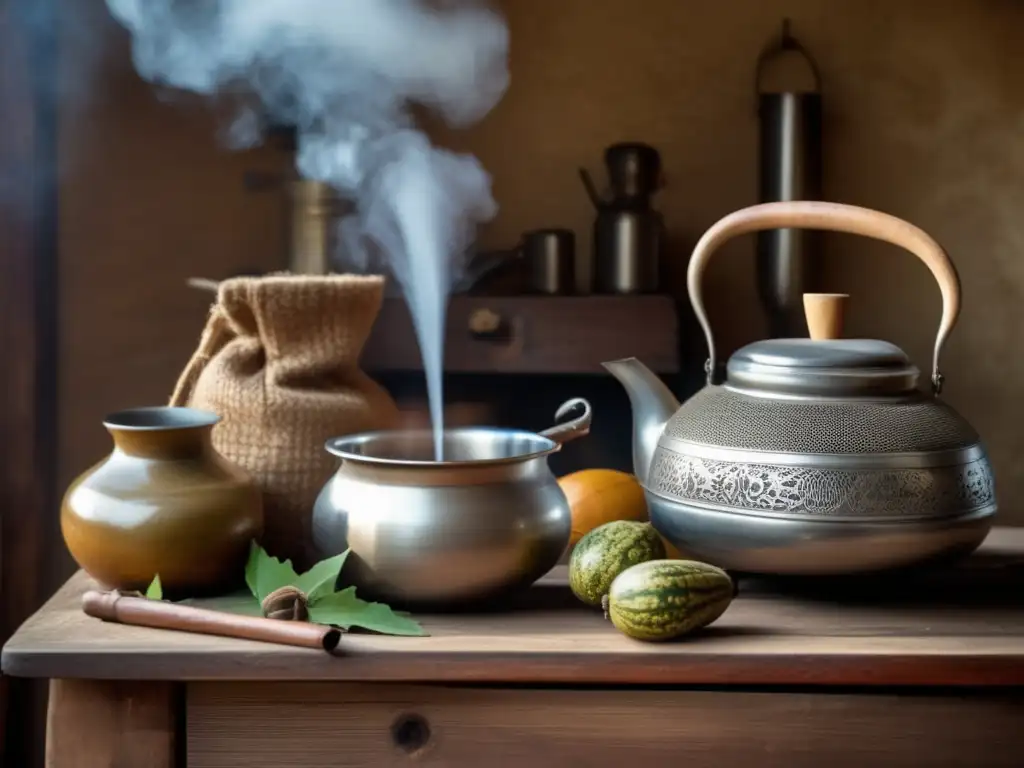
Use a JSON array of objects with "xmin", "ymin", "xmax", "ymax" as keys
[{"xmin": 5, "ymin": 528, "xmax": 1024, "ymax": 687}]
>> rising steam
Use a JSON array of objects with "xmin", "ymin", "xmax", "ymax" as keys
[{"xmin": 106, "ymin": 0, "xmax": 510, "ymax": 457}]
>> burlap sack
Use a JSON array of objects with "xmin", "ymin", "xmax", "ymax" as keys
[{"xmin": 171, "ymin": 274, "xmax": 400, "ymax": 567}]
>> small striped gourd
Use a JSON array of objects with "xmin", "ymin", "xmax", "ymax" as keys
[
  {"xmin": 603, "ymin": 559, "xmax": 735, "ymax": 641},
  {"xmin": 568, "ymin": 521, "xmax": 665, "ymax": 607}
]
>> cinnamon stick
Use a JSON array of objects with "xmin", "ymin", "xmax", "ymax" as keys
[{"xmin": 82, "ymin": 590, "xmax": 341, "ymax": 653}]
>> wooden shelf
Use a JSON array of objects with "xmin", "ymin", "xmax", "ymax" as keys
[{"xmin": 362, "ymin": 295, "xmax": 680, "ymax": 375}]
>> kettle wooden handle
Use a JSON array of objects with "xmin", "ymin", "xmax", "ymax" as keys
[{"xmin": 687, "ymin": 201, "xmax": 961, "ymax": 394}]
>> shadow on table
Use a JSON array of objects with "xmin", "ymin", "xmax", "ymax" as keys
[{"xmin": 735, "ymin": 548, "xmax": 1024, "ymax": 609}]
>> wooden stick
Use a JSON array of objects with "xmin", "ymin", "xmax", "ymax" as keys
[{"xmin": 82, "ymin": 590, "xmax": 341, "ymax": 653}]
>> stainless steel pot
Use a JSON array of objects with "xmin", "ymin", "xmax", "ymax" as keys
[
  {"xmin": 604, "ymin": 201, "xmax": 996, "ymax": 576},
  {"xmin": 311, "ymin": 398, "xmax": 591, "ymax": 607}
]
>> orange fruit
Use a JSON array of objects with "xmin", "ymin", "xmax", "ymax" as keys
[
  {"xmin": 558, "ymin": 469, "xmax": 692, "ymax": 557},
  {"xmin": 558, "ymin": 469, "xmax": 648, "ymax": 546}
]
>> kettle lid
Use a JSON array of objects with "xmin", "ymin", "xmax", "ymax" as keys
[{"xmin": 727, "ymin": 338, "xmax": 920, "ymax": 397}]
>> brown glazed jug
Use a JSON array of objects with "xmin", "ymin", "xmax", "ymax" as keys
[{"xmin": 61, "ymin": 407, "xmax": 263, "ymax": 596}]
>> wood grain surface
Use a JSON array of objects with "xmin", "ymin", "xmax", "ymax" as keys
[
  {"xmin": 0, "ymin": 1, "xmax": 59, "ymax": 765},
  {"xmin": 186, "ymin": 682, "xmax": 1024, "ymax": 768},
  {"xmin": 45, "ymin": 679, "xmax": 177, "ymax": 768},
  {"xmin": 4, "ymin": 527, "xmax": 1024, "ymax": 687}
]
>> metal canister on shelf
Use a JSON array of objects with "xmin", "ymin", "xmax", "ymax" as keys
[
  {"xmin": 523, "ymin": 228, "xmax": 575, "ymax": 295},
  {"xmin": 755, "ymin": 19, "xmax": 824, "ymax": 337},
  {"xmin": 580, "ymin": 143, "xmax": 663, "ymax": 295}
]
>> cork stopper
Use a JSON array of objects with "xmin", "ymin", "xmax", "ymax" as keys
[{"xmin": 803, "ymin": 293, "xmax": 848, "ymax": 340}]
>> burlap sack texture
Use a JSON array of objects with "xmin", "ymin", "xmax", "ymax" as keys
[{"xmin": 171, "ymin": 273, "xmax": 400, "ymax": 568}]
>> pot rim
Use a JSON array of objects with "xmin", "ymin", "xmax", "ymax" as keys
[
  {"xmin": 324, "ymin": 426, "xmax": 559, "ymax": 468},
  {"xmin": 102, "ymin": 406, "xmax": 220, "ymax": 431}
]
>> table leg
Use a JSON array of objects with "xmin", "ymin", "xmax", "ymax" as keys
[{"xmin": 45, "ymin": 679, "xmax": 177, "ymax": 768}]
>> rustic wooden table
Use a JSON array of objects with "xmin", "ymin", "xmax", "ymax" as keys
[{"xmin": 4, "ymin": 528, "xmax": 1024, "ymax": 767}]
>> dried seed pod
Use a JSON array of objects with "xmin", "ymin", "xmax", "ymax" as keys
[{"xmin": 261, "ymin": 585, "xmax": 309, "ymax": 621}]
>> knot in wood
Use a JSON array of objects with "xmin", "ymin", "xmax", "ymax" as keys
[{"xmin": 261, "ymin": 585, "xmax": 309, "ymax": 621}]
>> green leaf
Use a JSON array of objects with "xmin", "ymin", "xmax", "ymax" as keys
[
  {"xmin": 244, "ymin": 540, "xmax": 260, "ymax": 597},
  {"xmin": 308, "ymin": 587, "xmax": 428, "ymax": 636},
  {"xmin": 244, "ymin": 541, "xmax": 350, "ymax": 604},
  {"xmin": 180, "ymin": 591, "xmax": 263, "ymax": 617},
  {"xmin": 245, "ymin": 541, "xmax": 301, "ymax": 603},
  {"xmin": 237, "ymin": 543, "xmax": 424, "ymax": 636},
  {"xmin": 145, "ymin": 574, "xmax": 163, "ymax": 601},
  {"xmin": 293, "ymin": 550, "xmax": 350, "ymax": 605}
]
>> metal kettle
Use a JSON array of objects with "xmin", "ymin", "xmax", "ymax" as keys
[
  {"xmin": 603, "ymin": 201, "xmax": 996, "ymax": 577},
  {"xmin": 580, "ymin": 143, "xmax": 664, "ymax": 294}
]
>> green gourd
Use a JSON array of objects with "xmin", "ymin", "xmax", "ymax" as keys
[
  {"xmin": 603, "ymin": 559, "xmax": 736, "ymax": 642},
  {"xmin": 568, "ymin": 521, "xmax": 665, "ymax": 607}
]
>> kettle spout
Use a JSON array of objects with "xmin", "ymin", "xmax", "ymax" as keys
[{"xmin": 601, "ymin": 357, "xmax": 680, "ymax": 486}]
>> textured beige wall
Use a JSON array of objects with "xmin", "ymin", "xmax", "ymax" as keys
[
  {"xmin": 434, "ymin": 0, "xmax": 1024, "ymax": 522},
  {"xmin": 59, "ymin": 0, "xmax": 1024, "ymax": 522},
  {"xmin": 56, "ymin": 3, "xmax": 289, "ymax": 491}
]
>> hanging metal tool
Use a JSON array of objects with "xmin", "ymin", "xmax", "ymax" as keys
[{"xmin": 755, "ymin": 19, "xmax": 823, "ymax": 337}]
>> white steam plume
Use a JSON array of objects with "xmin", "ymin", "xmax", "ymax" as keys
[{"xmin": 106, "ymin": 0, "xmax": 510, "ymax": 458}]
